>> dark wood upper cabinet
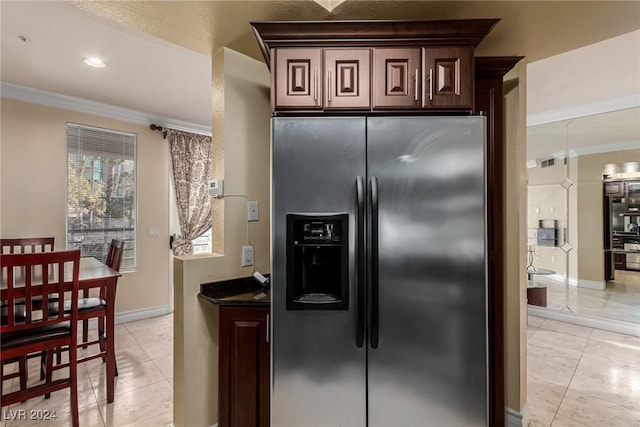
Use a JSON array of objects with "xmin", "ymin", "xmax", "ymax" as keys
[
  {"xmin": 372, "ymin": 48, "xmax": 420, "ymax": 109},
  {"xmin": 423, "ymin": 47, "xmax": 473, "ymax": 110},
  {"xmin": 253, "ymin": 19, "xmax": 500, "ymax": 113},
  {"xmin": 273, "ymin": 48, "xmax": 322, "ymax": 110},
  {"xmin": 324, "ymin": 49, "xmax": 371, "ymax": 110}
]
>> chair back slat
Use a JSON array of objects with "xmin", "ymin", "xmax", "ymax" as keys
[
  {"xmin": 106, "ymin": 239, "xmax": 125, "ymax": 272},
  {"xmin": 1, "ymin": 237, "xmax": 55, "ymax": 254},
  {"xmin": 1, "ymin": 250, "xmax": 80, "ymax": 332}
]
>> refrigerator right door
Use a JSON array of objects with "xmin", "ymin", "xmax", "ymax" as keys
[{"xmin": 367, "ymin": 117, "xmax": 488, "ymax": 427}]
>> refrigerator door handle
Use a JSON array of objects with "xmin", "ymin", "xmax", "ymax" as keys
[
  {"xmin": 356, "ymin": 176, "xmax": 365, "ymax": 348},
  {"xmin": 369, "ymin": 176, "xmax": 380, "ymax": 349}
]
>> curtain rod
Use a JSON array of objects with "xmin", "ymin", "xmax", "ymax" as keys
[
  {"xmin": 149, "ymin": 123, "xmax": 167, "ymax": 139},
  {"xmin": 149, "ymin": 124, "xmax": 212, "ymax": 139}
]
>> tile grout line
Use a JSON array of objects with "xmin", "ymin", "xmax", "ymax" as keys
[{"xmin": 548, "ymin": 327, "xmax": 594, "ymax": 427}]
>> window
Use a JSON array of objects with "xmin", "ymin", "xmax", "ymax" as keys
[{"xmin": 66, "ymin": 123, "xmax": 136, "ymax": 270}]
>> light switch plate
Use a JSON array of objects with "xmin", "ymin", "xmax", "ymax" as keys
[
  {"xmin": 247, "ymin": 201, "xmax": 259, "ymax": 221},
  {"xmin": 241, "ymin": 245, "xmax": 254, "ymax": 267}
]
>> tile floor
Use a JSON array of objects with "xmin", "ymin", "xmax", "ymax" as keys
[
  {"xmin": 4, "ymin": 313, "xmax": 640, "ymax": 426},
  {"xmin": 1, "ymin": 314, "xmax": 173, "ymax": 427},
  {"xmin": 536, "ymin": 269, "xmax": 640, "ymax": 324},
  {"xmin": 527, "ymin": 315, "xmax": 640, "ymax": 426}
]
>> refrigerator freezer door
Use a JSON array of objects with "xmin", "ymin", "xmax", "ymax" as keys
[
  {"xmin": 272, "ymin": 117, "xmax": 367, "ymax": 427},
  {"xmin": 367, "ymin": 117, "xmax": 488, "ymax": 427}
]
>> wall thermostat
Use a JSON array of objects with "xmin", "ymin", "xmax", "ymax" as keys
[{"xmin": 208, "ymin": 179, "xmax": 223, "ymax": 198}]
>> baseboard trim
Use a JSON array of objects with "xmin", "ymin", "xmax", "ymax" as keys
[
  {"xmin": 115, "ymin": 305, "xmax": 172, "ymax": 325},
  {"xmin": 506, "ymin": 403, "xmax": 529, "ymax": 427},
  {"xmin": 577, "ymin": 278, "xmax": 606, "ymax": 290},
  {"xmin": 528, "ymin": 305, "xmax": 640, "ymax": 337}
]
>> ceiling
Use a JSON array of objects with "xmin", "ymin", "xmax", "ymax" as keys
[{"xmin": 2, "ymin": 1, "xmax": 640, "ymax": 139}]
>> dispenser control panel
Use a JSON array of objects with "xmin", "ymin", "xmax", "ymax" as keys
[{"xmin": 293, "ymin": 219, "xmax": 343, "ymax": 244}]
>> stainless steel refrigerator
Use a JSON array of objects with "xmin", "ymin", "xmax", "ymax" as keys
[{"xmin": 272, "ymin": 116, "xmax": 488, "ymax": 427}]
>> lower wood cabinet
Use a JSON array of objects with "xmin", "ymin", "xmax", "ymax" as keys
[
  {"xmin": 219, "ymin": 305, "xmax": 270, "ymax": 427},
  {"xmin": 614, "ymin": 252, "xmax": 626, "ymax": 270}
]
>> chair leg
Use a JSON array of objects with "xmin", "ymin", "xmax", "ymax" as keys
[
  {"xmin": 18, "ymin": 356, "xmax": 27, "ymax": 391},
  {"xmin": 44, "ymin": 350, "xmax": 53, "ymax": 399},
  {"xmin": 40, "ymin": 351, "xmax": 46, "ymax": 380},
  {"xmin": 82, "ymin": 319, "xmax": 89, "ymax": 349},
  {"xmin": 70, "ymin": 358, "xmax": 79, "ymax": 427}
]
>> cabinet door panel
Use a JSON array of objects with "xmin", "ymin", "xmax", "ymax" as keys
[
  {"xmin": 372, "ymin": 48, "xmax": 420, "ymax": 109},
  {"xmin": 422, "ymin": 47, "xmax": 473, "ymax": 109},
  {"xmin": 220, "ymin": 306, "xmax": 270, "ymax": 427},
  {"xmin": 324, "ymin": 49, "xmax": 371, "ymax": 109},
  {"xmin": 274, "ymin": 48, "xmax": 322, "ymax": 109}
]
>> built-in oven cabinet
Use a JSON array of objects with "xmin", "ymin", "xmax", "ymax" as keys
[
  {"xmin": 626, "ymin": 181, "xmax": 640, "ymax": 211},
  {"xmin": 604, "ymin": 181, "xmax": 624, "ymax": 197}
]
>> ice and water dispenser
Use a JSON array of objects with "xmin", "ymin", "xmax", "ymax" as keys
[{"xmin": 286, "ymin": 214, "xmax": 348, "ymax": 310}]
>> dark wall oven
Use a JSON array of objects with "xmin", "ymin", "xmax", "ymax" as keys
[{"xmin": 627, "ymin": 182, "xmax": 640, "ymax": 212}]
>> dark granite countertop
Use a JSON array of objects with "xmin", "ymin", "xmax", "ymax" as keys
[{"xmin": 198, "ymin": 275, "xmax": 270, "ymax": 306}]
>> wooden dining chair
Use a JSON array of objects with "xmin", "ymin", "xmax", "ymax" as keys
[
  {"xmin": 78, "ymin": 239, "xmax": 124, "ymax": 370},
  {"xmin": 0, "ymin": 237, "xmax": 55, "ymax": 389},
  {"xmin": 50, "ymin": 239, "xmax": 124, "ymax": 374},
  {"xmin": 0, "ymin": 250, "xmax": 81, "ymax": 427},
  {"xmin": 1, "ymin": 237, "xmax": 55, "ymax": 254}
]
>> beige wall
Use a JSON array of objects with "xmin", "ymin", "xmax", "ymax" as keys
[
  {"xmin": 0, "ymin": 98, "xmax": 170, "ymax": 314},
  {"xmin": 504, "ymin": 66, "xmax": 528, "ymax": 414},
  {"xmin": 173, "ymin": 48, "xmax": 271, "ymax": 427}
]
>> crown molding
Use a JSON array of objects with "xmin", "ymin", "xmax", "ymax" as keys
[
  {"xmin": 527, "ymin": 93, "xmax": 640, "ymax": 127},
  {"xmin": 1, "ymin": 81, "xmax": 212, "ymax": 136}
]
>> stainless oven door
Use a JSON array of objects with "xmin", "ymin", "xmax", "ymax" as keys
[{"xmin": 624, "ymin": 243, "xmax": 640, "ymax": 270}]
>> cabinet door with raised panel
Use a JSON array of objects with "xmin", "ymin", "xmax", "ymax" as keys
[
  {"xmin": 372, "ymin": 47, "xmax": 421, "ymax": 109},
  {"xmin": 324, "ymin": 49, "xmax": 371, "ymax": 110},
  {"xmin": 422, "ymin": 46, "xmax": 473, "ymax": 109},
  {"xmin": 273, "ymin": 48, "xmax": 322, "ymax": 109},
  {"xmin": 219, "ymin": 306, "xmax": 270, "ymax": 427}
]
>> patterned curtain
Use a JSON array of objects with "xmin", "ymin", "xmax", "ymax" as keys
[{"xmin": 167, "ymin": 129, "xmax": 212, "ymax": 256}]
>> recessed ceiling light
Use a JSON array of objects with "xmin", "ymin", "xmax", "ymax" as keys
[{"xmin": 84, "ymin": 57, "xmax": 106, "ymax": 68}]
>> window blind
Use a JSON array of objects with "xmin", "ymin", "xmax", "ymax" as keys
[{"xmin": 66, "ymin": 123, "xmax": 137, "ymax": 270}]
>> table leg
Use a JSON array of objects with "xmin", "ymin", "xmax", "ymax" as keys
[{"xmin": 106, "ymin": 278, "xmax": 116, "ymax": 403}]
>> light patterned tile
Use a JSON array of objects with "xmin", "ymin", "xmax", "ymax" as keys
[
  {"xmin": 537, "ymin": 319, "xmax": 593, "ymax": 338},
  {"xmin": 528, "ymin": 315, "xmax": 545, "ymax": 328},
  {"xmin": 584, "ymin": 329, "xmax": 640, "ymax": 365},
  {"xmin": 138, "ymin": 338, "xmax": 173, "ymax": 360},
  {"xmin": 528, "ymin": 330, "xmax": 588, "ymax": 361},
  {"xmin": 89, "ymin": 360, "xmax": 167, "ymax": 402},
  {"xmin": 4, "ymin": 403, "xmax": 105, "ymax": 427},
  {"xmin": 527, "ymin": 352, "xmax": 579, "ymax": 388},
  {"xmin": 123, "ymin": 315, "xmax": 172, "ymax": 334},
  {"xmin": 119, "ymin": 409, "xmax": 172, "ymax": 427},
  {"xmin": 151, "ymin": 354, "xmax": 173, "ymax": 383},
  {"xmin": 556, "ymin": 389, "xmax": 640, "ymax": 426},
  {"xmin": 99, "ymin": 380, "xmax": 173, "ymax": 426},
  {"xmin": 569, "ymin": 366, "xmax": 640, "ymax": 412},
  {"xmin": 550, "ymin": 414, "xmax": 590, "ymax": 426}
]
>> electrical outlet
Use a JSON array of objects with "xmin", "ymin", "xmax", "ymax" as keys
[
  {"xmin": 241, "ymin": 245, "xmax": 254, "ymax": 267},
  {"xmin": 247, "ymin": 201, "xmax": 259, "ymax": 221}
]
